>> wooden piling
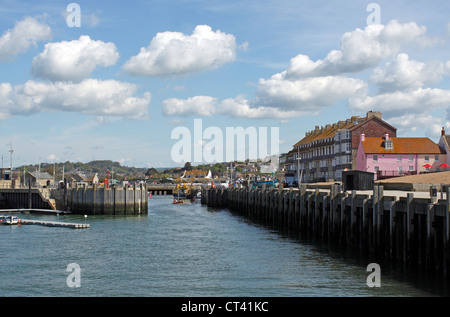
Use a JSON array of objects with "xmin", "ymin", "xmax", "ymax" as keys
[{"xmin": 202, "ymin": 184, "xmax": 450, "ymax": 278}]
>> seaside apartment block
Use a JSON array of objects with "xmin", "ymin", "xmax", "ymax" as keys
[{"xmin": 285, "ymin": 111, "xmax": 397, "ymax": 184}]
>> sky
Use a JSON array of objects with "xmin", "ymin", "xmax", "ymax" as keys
[{"xmin": 0, "ymin": 0, "xmax": 450, "ymax": 169}]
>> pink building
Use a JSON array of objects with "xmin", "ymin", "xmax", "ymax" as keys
[{"xmin": 356, "ymin": 133, "xmax": 446, "ymax": 180}]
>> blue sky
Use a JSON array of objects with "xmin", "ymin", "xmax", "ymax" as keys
[{"xmin": 0, "ymin": 0, "xmax": 449, "ymax": 168}]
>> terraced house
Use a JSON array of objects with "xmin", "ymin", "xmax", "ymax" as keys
[
  {"xmin": 285, "ymin": 111, "xmax": 397, "ymax": 184},
  {"xmin": 356, "ymin": 133, "xmax": 446, "ymax": 180}
]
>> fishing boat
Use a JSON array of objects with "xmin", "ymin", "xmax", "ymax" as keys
[{"xmin": 173, "ymin": 183, "xmax": 188, "ymax": 204}]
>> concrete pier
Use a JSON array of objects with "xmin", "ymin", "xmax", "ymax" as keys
[{"xmin": 202, "ymin": 185, "xmax": 450, "ymax": 277}]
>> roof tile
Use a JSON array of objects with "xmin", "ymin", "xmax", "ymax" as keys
[{"xmin": 361, "ymin": 137, "xmax": 444, "ymax": 154}]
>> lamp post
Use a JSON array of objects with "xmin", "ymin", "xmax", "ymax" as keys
[{"xmin": 297, "ymin": 157, "xmax": 302, "ymax": 189}]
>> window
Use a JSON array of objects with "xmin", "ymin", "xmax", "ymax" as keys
[
  {"xmin": 345, "ymin": 143, "xmax": 351, "ymax": 152},
  {"xmin": 425, "ymin": 155, "xmax": 429, "ymax": 162},
  {"xmin": 409, "ymin": 155, "xmax": 413, "ymax": 162},
  {"xmin": 398, "ymin": 166, "xmax": 403, "ymax": 175},
  {"xmin": 409, "ymin": 166, "xmax": 414, "ymax": 172},
  {"xmin": 374, "ymin": 166, "xmax": 379, "ymax": 172},
  {"xmin": 397, "ymin": 155, "xmax": 402, "ymax": 162},
  {"xmin": 385, "ymin": 140, "xmax": 393, "ymax": 149},
  {"xmin": 345, "ymin": 130, "xmax": 351, "ymax": 139},
  {"xmin": 373, "ymin": 155, "xmax": 378, "ymax": 162},
  {"xmin": 435, "ymin": 155, "xmax": 439, "ymax": 161}
]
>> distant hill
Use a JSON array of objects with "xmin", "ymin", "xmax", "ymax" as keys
[{"xmin": 17, "ymin": 160, "xmax": 148, "ymax": 177}]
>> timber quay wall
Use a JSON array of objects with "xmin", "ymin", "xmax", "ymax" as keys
[
  {"xmin": 68, "ymin": 184, "xmax": 148, "ymax": 215},
  {"xmin": 202, "ymin": 185, "xmax": 450, "ymax": 278}
]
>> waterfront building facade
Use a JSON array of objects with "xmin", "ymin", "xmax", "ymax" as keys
[
  {"xmin": 285, "ymin": 111, "xmax": 397, "ymax": 184},
  {"xmin": 356, "ymin": 134, "xmax": 446, "ymax": 180}
]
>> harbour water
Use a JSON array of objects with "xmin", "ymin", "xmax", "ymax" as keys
[{"xmin": 0, "ymin": 196, "xmax": 449, "ymax": 297}]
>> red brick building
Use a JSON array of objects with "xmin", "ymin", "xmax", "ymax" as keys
[{"xmin": 285, "ymin": 111, "xmax": 397, "ymax": 183}]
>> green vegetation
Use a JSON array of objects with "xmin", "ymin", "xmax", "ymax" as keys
[{"xmin": 17, "ymin": 160, "xmax": 279, "ymax": 183}]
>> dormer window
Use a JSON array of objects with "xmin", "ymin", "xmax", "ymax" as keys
[{"xmin": 385, "ymin": 140, "xmax": 393, "ymax": 149}]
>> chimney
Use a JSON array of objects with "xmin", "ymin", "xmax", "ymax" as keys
[
  {"xmin": 360, "ymin": 132, "xmax": 366, "ymax": 142},
  {"xmin": 384, "ymin": 132, "xmax": 389, "ymax": 140},
  {"xmin": 367, "ymin": 111, "xmax": 382, "ymax": 120},
  {"xmin": 442, "ymin": 127, "xmax": 446, "ymax": 136}
]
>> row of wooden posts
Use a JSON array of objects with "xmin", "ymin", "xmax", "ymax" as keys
[{"xmin": 202, "ymin": 185, "xmax": 450, "ymax": 278}]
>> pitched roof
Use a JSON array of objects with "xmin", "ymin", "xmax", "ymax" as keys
[
  {"xmin": 361, "ymin": 137, "xmax": 444, "ymax": 154},
  {"xmin": 294, "ymin": 117, "xmax": 365, "ymax": 147},
  {"xmin": 185, "ymin": 170, "xmax": 208, "ymax": 175},
  {"xmin": 444, "ymin": 135, "xmax": 450, "ymax": 149},
  {"xmin": 28, "ymin": 171, "xmax": 54, "ymax": 180}
]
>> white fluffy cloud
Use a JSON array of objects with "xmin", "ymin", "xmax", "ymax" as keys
[
  {"xmin": 123, "ymin": 25, "xmax": 237, "ymax": 77},
  {"xmin": 384, "ymin": 112, "xmax": 447, "ymax": 137},
  {"xmin": 32, "ymin": 35, "xmax": 119, "ymax": 82},
  {"xmin": 217, "ymin": 96, "xmax": 306, "ymax": 119},
  {"xmin": 0, "ymin": 16, "xmax": 52, "ymax": 61},
  {"xmin": 255, "ymin": 73, "xmax": 367, "ymax": 110},
  {"xmin": 0, "ymin": 79, "xmax": 150, "ymax": 120},
  {"xmin": 163, "ymin": 96, "xmax": 217, "ymax": 116},
  {"xmin": 285, "ymin": 20, "xmax": 427, "ymax": 78},
  {"xmin": 348, "ymin": 88, "xmax": 450, "ymax": 119},
  {"xmin": 370, "ymin": 53, "xmax": 450, "ymax": 93},
  {"xmin": 161, "ymin": 20, "xmax": 434, "ymax": 119}
]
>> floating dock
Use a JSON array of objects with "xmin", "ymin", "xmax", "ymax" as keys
[{"xmin": 19, "ymin": 219, "xmax": 90, "ymax": 229}]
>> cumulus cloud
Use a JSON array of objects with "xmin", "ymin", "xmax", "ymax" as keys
[
  {"xmin": 163, "ymin": 96, "xmax": 217, "ymax": 116},
  {"xmin": 162, "ymin": 95, "xmax": 317, "ymax": 119},
  {"xmin": 161, "ymin": 20, "xmax": 434, "ymax": 119},
  {"xmin": 0, "ymin": 79, "xmax": 151, "ymax": 120},
  {"xmin": 285, "ymin": 20, "xmax": 427, "ymax": 78},
  {"xmin": 385, "ymin": 112, "xmax": 447, "ymax": 138},
  {"xmin": 254, "ymin": 73, "xmax": 367, "ymax": 110},
  {"xmin": 0, "ymin": 16, "xmax": 52, "ymax": 61},
  {"xmin": 32, "ymin": 35, "xmax": 119, "ymax": 82},
  {"xmin": 123, "ymin": 25, "xmax": 237, "ymax": 77},
  {"xmin": 370, "ymin": 53, "xmax": 450, "ymax": 93},
  {"xmin": 348, "ymin": 88, "xmax": 450, "ymax": 119},
  {"xmin": 217, "ymin": 96, "xmax": 306, "ymax": 119}
]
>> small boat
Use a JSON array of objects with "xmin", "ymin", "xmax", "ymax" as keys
[
  {"xmin": 191, "ymin": 191, "xmax": 201, "ymax": 202},
  {"xmin": 173, "ymin": 199, "xmax": 184, "ymax": 204},
  {"xmin": 2, "ymin": 216, "xmax": 19, "ymax": 225},
  {"xmin": 0, "ymin": 215, "xmax": 7, "ymax": 224}
]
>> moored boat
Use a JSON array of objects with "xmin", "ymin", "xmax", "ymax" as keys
[{"xmin": 1, "ymin": 215, "xmax": 19, "ymax": 225}]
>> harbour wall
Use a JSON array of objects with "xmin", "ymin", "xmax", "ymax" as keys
[
  {"xmin": 0, "ymin": 188, "xmax": 54, "ymax": 210},
  {"xmin": 0, "ymin": 183, "xmax": 149, "ymax": 215},
  {"xmin": 68, "ymin": 184, "xmax": 149, "ymax": 215},
  {"xmin": 202, "ymin": 185, "xmax": 450, "ymax": 277}
]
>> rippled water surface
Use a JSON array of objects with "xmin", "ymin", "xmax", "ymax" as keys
[{"xmin": 1, "ymin": 196, "xmax": 448, "ymax": 296}]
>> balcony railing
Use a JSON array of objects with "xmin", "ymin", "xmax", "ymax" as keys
[{"xmin": 376, "ymin": 170, "xmax": 418, "ymax": 180}]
